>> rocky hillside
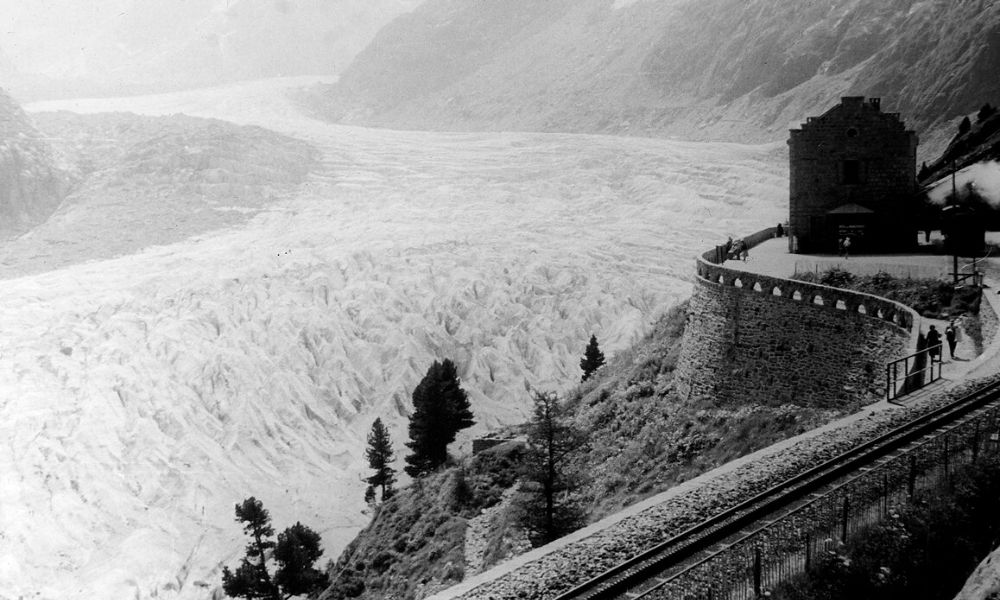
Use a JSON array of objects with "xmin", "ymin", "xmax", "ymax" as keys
[
  {"xmin": 0, "ymin": 111, "xmax": 316, "ymax": 277},
  {"xmin": 309, "ymin": 0, "xmax": 1000, "ymax": 157},
  {"xmin": 319, "ymin": 303, "xmax": 850, "ymax": 600},
  {"xmin": 0, "ymin": 88, "xmax": 67, "ymax": 237},
  {"xmin": 920, "ymin": 106, "xmax": 1000, "ymax": 185}
]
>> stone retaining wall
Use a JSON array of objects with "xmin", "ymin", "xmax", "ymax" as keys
[{"xmin": 675, "ymin": 229, "xmax": 918, "ymax": 407}]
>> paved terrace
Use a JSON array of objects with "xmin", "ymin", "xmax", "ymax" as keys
[{"xmin": 429, "ymin": 238, "xmax": 1000, "ymax": 600}]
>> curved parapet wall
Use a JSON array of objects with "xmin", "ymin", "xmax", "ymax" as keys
[{"xmin": 675, "ymin": 229, "xmax": 918, "ymax": 408}]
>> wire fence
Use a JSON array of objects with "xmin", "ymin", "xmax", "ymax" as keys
[{"xmin": 635, "ymin": 403, "xmax": 1000, "ymax": 600}]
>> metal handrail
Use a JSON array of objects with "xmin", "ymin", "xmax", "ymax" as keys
[{"xmin": 886, "ymin": 346, "xmax": 942, "ymax": 401}]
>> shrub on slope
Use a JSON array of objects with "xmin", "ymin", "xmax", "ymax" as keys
[
  {"xmin": 564, "ymin": 302, "xmax": 842, "ymax": 518},
  {"xmin": 321, "ymin": 301, "xmax": 857, "ymax": 599},
  {"xmin": 322, "ymin": 444, "xmax": 525, "ymax": 600}
]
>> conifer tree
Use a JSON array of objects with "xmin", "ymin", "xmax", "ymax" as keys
[
  {"xmin": 518, "ymin": 391, "xmax": 589, "ymax": 547},
  {"xmin": 364, "ymin": 417, "xmax": 396, "ymax": 502},
  {"xmin": 959, "ymin": 115, "xmax": 972, "ymax": 135},
  {"xmin": 404, "ymin": 359, "xmax": 474, "ymax": 478},
  {"xmin": 273, "ymin": 522, "xmax": 329, "ymax": 596},
  {"xmin": 580, "ymin": 334, "xmax": 606, "ymax": 381},
  {"xmin": 223, "ymin": 497, "xmax": 279, "ymax": 600},
  {"xmin": 978, "ymin": 102, "xmax": 996, "ymax": 122}
]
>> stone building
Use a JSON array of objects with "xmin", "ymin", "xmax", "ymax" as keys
[{"xmin": 788, "ymin": 96, "xmax": 919, "ymax": 254}]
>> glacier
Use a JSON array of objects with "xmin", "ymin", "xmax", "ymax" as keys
[{"xmin": 0, "ymin": 77, "xmax": 788, "ymax": 599}]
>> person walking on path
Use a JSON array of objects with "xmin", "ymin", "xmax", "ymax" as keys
[
  {"xmin": 945, "ymin": 322, "xmax": 958, "ymax": 359},
  {"xmin": 926, "ymin": 325, "xmax": 942, "ymax": 362},
  {"xmin": 842, "ymin": 235, "xmax": 852, "ymax": 259}
]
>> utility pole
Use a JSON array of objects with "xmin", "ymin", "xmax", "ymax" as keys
[{"xmin": 952, "ymin": 160, "xmax": 959, "ymax": 285}]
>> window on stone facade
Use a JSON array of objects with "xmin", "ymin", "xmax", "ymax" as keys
[{"xmin": 842, "ymin": 159, "xmax": 862, "ymax": 184}]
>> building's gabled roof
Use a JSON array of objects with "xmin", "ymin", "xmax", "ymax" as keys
[{"xmin": 792, "ymin": 96, "xmax": 913, "ymax": 135}]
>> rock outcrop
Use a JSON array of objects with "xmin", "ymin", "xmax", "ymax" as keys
[{"xmin": 0, "ymin": 88, "xmax": 66, "ymax": 236}]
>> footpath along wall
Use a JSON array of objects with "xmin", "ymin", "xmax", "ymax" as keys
[
  {"xmin": 675, "ymin": 228, "xmax": 919, "ymax": 407},
  {"xmin": 424, "ymin": 228, "xmax": 953, "ymax": 600}
]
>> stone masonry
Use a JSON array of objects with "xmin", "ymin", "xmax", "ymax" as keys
[{"xmin": 675, "ymin": 231, "xmax": 916, "ymax": 408}]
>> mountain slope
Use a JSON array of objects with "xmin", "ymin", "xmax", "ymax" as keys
[
  {"xmin": 319, "ymin": 304, "xmax": 848, "ymax": 600},
  {"xmin": 311, "ymin": 0, "xmax": 1000, "ymax": 156},
  {"xmin": 0, "ymin": 111, "xmax": 315, "ymax": 277},
  {"xmin": 0, "ymin": 89, "xmax": 67, "ymax": 236}
]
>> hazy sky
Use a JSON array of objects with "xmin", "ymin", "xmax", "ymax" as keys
[{"xmin": 0, "ymin": 0, "xmax": 421, "ymax": 95}]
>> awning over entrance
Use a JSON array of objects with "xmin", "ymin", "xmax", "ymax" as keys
[{"xmin": 827, "ymin": 203, "xmax": 875, "ymax": 215}]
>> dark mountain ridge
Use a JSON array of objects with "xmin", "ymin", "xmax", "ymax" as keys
[{"xmin": 309, "ymin": 0, "xmax": 1000, "ymax": 159}]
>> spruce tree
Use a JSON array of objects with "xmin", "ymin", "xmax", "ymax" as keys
[
  {"xmin": 364, "ymin": 417, "xmax": 396, "ymax": 502},
  {"xmin": 580, "ymin": 334, "xmax": 606, "ymax": 381},
  {"xmin": 518, "ymin": 391, "xmax": 589, "ymax": 547},
  {"xmin": 978, "ymin": 103, "xmax": 996, "ymax": 122},
  {"xmin": 959, "ymin": 115, "xmax": 972, "ymax": 135},
  {"xmin": 404, "ymin": 359, "xmax": 474, "ymax": 478},
  {"xmin": 273, "ymin": 522, "xmax": 329, "ymax": 596}
]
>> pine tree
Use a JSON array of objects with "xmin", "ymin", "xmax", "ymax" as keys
[
  {"xmin": 364, "ymin": 417, "xmax": 396, "ymax": 502},
  {"xmin": 273, "ymin": 522, "xmax": 329, "ymax": 596},
  {"xmin": 978, "ymin": 103, "xmax": 996, "ymax": 122},
  {"xmin": 404, "ymin": 359, "xmax": 475, "ymax": 478},
  {"xmin": 518, "ymin": 391, "xmax": 589, "ymax": 547},
  {"xmin": 959, "ymin": 115, "xmax": 972, "ymax": 135},
  {"xmin": 222, "ymin": 498, "xmax": 329, "ymax": 600},
  {"xmin": 580, "ymin": 334, "xmax": 606, "ymax": 382},
  {"xmin": 222, "ymin": 497, "xmax": 280, "ymax": 600}
]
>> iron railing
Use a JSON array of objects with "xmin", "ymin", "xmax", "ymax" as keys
[{"xmin": 886, "ymin": 346, "xmax": 942, "ymax": 401}]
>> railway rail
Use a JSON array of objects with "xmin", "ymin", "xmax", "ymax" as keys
[{"xmin": 555, "ymin": 378, "xmax": 1000, "ymax": 600}]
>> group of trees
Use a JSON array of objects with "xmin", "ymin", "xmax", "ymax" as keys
[
  {"xmin": 362, "ymin": 335, "xmax": 604, "ymax": 500},
  {"xmin": 222, "ymin": 497, "xmax": 328, "ymax": 600},
  {"xmin": 362, "ymin": 357, "xmax": 476, "ymax": 505},
  {"xmin": 958, "ymin": 102, "xmax": 997, "ymax": 136},
  {"xmin": 223, "ymin": 335, "xmax": 606, "ymax": 598}
]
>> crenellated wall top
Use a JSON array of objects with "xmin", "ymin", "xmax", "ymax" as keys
[{"xmin": 697, "ymin": 228, "xmax": 920, "ymax": 333}]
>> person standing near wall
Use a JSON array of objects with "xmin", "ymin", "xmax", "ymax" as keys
[
  {"xmin": 927, "ymin": 325, "xmax": 942, "ymax": 361},
  {"xmin": 945, "ymin": 322, "xmax": 958, "ymax": 359}
]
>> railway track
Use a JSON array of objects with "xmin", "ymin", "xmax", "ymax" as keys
[{"xmin": 555, "ymin": 379, "xmax": 1000, "ymax": 600}]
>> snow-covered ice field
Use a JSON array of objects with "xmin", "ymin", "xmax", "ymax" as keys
[{"xmin": 2, "ymin": 78, "xmax": 788, "ymax": 599}]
